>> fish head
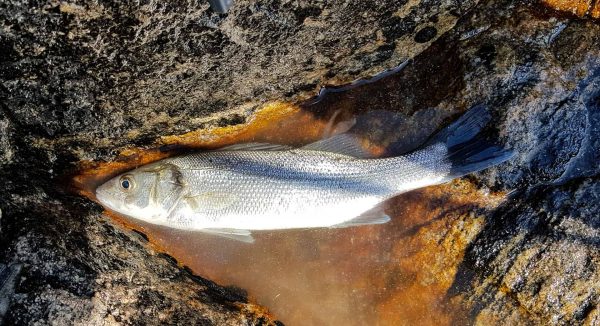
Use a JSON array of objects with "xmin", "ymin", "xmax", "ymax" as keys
[{"xmin": 96, "ymin": 162, "xmax": 185, "ymax": 223}]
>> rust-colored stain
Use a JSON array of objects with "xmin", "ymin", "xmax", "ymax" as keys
[
  {"xmin": 161, "ymin": 101, "xmax": 328, "ymax": 148},
  {"xmin": 375, "ymin": 182, "xmax": 495, "ymax": 325},
  {"xmin": 542, "ymin": 0, "xmax": 600, "ymax": 18},
  {"xmin": 73, "ymin": 95, "xmax": 509, "ymax": 324}
]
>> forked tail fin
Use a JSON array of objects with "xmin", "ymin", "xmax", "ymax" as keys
[{"xmin": 426, "ymin": 104, "xmax": 514, "ymax": 180}]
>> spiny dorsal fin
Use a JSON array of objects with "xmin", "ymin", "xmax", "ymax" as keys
[
  {"xmin": 218, "ymin": 143, "xmax": 292, "ymax": 152},
  {"xmin": 301, "ymin": 133, "xmax": 375, "ymax": 158},
  {"xmin": 202, "ymin": 228, "xmax": 254, "ymax": 243},
  {"xmin": 330, "ymin": 209, "xmax": 391, "ymax": 228}
]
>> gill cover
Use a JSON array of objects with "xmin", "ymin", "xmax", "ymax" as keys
[{"xmin": 141, "ymin": 163, "xmax": 186, "ymax": 217}]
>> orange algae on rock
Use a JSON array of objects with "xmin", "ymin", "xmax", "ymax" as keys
[
  {"xmin": 161, "ymin": 101, "xmax": 328, "ymax": 148},
  {"xmin": 376, "ymin": 181, "xmax": 496, "ymax": 325},
  {"xmin": 542, "ymin": 0, "xmax": 600, "ymax": 18}
]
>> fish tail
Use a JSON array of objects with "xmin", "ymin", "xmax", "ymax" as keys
[{"xmin": 426, "ymin": 104, "xmax": 514, "ymax": 180}]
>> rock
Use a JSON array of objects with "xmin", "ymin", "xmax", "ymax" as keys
[
  {"xmin": 347, "ymin": 0, "xmax": 600, "ymax": 323},
  {"xmin": 430, "ymin": 1, "xmax": 600, "ymax": 324},
  {"xmin": 0, "ymin": 0, "xmax": 477, "ymax": 159},
  {"xmin": 458, "ymin": 179, "xmax": 600, "ymax": 324},
  {"xmin": 5, "ymin": 198, "xmax": 272, "ymax": 325},
  {"xmin": 0, "ymin": 118, "xmax": 13, "ymax": 164},
  {"xmin": 0, "ymin": 0, "xmax": 599, "ymax": 324},
  {"xmin": 0, "ymin": 263, "xmax": 22, "ymax": 324}
]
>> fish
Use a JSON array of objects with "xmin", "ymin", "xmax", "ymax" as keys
[{"xmin": 96, "ymin": 105, "xmax": 513, "ymax": 242}]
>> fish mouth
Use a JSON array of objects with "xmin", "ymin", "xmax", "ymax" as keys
[
  {"xmin": 95, "ymin": 188, "xmax": 128, "ymax": 218},
  {"xmin": 95, "ymin": 185, "xmax": 108, "ymax": 203},
  {"xmin": 95, "ymin": 185, "xmax": 117, "ymax": 210},
  {"xmin": 95, "ymin": 188, "xmax": 105, "ymax": 204}
]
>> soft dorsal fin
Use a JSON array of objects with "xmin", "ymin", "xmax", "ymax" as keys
[
  {"xmin": 301, "ymin": 133, "xmax": 375, "ymax": 158},
  {"xmin": 218, "ymin": 142, "xmax": 292, "ymax": 152},
  {"xmin": 201, "ymin": 228, "xmax": 255, "ymax": 243},
  {"xmin": 330, "ymin": 208, "xmax": 391, "ymax": 228}
]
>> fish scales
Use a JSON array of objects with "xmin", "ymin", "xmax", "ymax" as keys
[
  {"xmin": 160, "ymin": 146, "xmax": 447, "ymax": 230},
  {"xmin": 95, "ymin": 105, "xmax": 513, "ymax": 241}
]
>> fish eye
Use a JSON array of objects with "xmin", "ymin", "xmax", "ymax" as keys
[{"xmin": 119, "ymin": 175, "xmax": 134, "ymax": 191}]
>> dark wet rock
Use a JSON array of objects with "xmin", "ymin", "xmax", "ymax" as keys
[
  {"xmin": 0, "ymin": 0, "xmax": 476, "ymax": 158},
  {"xmin": 0, "ymin": 263, "xmax": 22, "ymax": 324},
  {"xmin": 426, "ymin": 2, "xmax": 600, "ymax": 324},
  {"xmin": 457, "ymin": 178, "xmax": 600, "ymax": 324},
  {"xmin": 414, "ymin": 26, "xmax": 438, "ymax": 43},
  {"xmin": 0, "ymin": 0, "xmax": 599, "ymax": 324}
]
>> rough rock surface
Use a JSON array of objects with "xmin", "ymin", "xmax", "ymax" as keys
[{"xmin": 0, "ymin": 0, "xmax": 599, "ymax": 325}]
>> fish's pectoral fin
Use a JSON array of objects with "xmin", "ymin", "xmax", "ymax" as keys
[
  {"xmin": 302, "ymin": 133, "xmax": 375, "ymax": 158},
  {"xmin": 185, "ymin": 192, "xmax": 236, "ymax": 212},
  {"xmin": 201, "ymin": 228, "xmax": 255, "ymax": 243},
  {"xmin": 218, "ymin": 142, "xmax": 293, "ymax": 152},
  {"xmin": 330, "ymin": 210, "xmax": 391, "ymax": 228}
]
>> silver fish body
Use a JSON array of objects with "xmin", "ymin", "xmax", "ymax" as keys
[{"xmin": 96, "ymin": 105, "xmax": 513, "ymax": 241}]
